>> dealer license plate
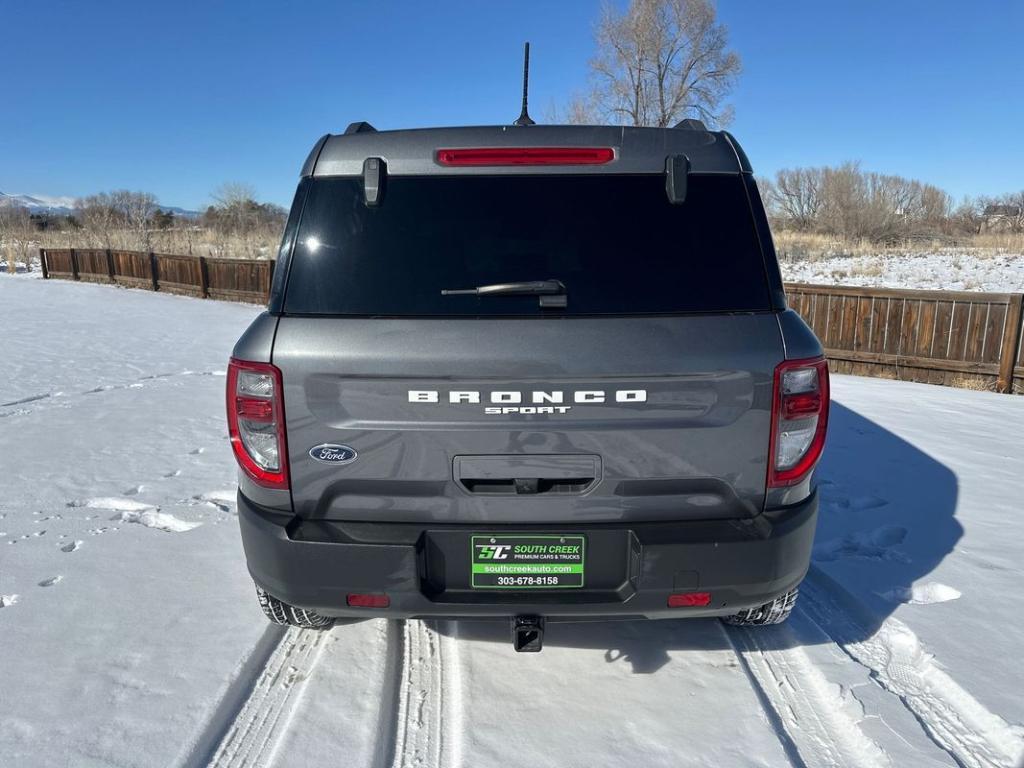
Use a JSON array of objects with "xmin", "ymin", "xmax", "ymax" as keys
[{"xmin": 470, "ymin": 535, "xmax": 585, "ymax": 589}]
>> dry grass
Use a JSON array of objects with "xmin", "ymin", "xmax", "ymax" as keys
[
  {"xmin": 773, "ymin": 230, "xmax": 1024, "ymax": 262},
  {"xmin": 970, "ymin": 232, "xmax": 1024, "ymax": 250},
  {"xmin": 855, "ymin": 262, "xmax": 885, "ymax": 277},
  {"xmin": 948, "ymin": 375, "xmax": 997, "ymax": 392},
  {"xmin": 13, "ymin": 226, "xmax": 1024, "ymax": 272},
  {"xmin": 773, "ymin": 232, "xmax": 875, "ymax": 261},
  {"xmin": 11, "ymin": 227, "xmax": 282, "ymax": 270}
]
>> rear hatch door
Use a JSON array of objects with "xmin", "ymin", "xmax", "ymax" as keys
[{"xmin": 273, "ymin": 171, "xmax": 782, "ymax": 524}]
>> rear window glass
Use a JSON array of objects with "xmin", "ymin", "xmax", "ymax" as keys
[{"xmin": 283, "ymin": 174, "xmax": 771, "ymax": 316}]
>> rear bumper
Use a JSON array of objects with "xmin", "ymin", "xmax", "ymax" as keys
[{"xmin": 238, "ymin": 491, "xmax": 817, "ymax": 621}]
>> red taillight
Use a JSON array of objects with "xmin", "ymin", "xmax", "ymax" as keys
[
  {"xmin": 226, "ymin": 358, "xmax": 289, "ymax": 490},
  {"xmin": 668, "ymin": 592, "xmax": 712, "ymax": 608},
  {"xmin": 782, "ymin": 392, "xmax": 822, "ymax": 419},
  {"xmin": 236, "ymin": 397, "xmax": 274, "ymax": 422},
  {"xmin": 435, "ymin": 147, "xmax": 615, "ymax": 167},
  {"xmin": 347, "ymin": 593, "xmax": 390, "ymax": 608},
  {"xmin": 768, "ymin": 357, "xmax": 830, "ymax": 488}
]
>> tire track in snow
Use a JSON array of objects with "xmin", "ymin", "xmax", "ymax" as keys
[
  {"xmin": 436, "ymin": 621, "xmax": 463, "ymax": 768},
  {"xmin": 722, "ymin": 619, "xmax": 891, "ymax": 768},
  {"xmin": 0, "ymin": 369, "xmax": 225, "ymax": 418},
  {"xmin": 389, "ymin": 620, "xmax": 461, "ymax": 768},
  {"xmin": 0, "ymin": 392, "xmax": 52, "ymax": 407},
  {"xmin": 801, "ymin": 569, "xmax": 1024, "ymax": 768},
  {"xmin": 194, "ymin": 618, "xmax": 460, "ymax": 768},
  {"xmin": 372, "ymin": 621, "xmax": 406, "ymax": 767},
  {"xmin": 185, "ymin": 625, "xmax": 287, "ymax": 766},
  {"xmin": 204, "ymin": 626, "xmax": 328, "ymax": 768}
]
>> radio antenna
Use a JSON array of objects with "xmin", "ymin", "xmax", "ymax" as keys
[{"xmin": 513, "ymin": 42, "xmax": 536, "ymax": 126}]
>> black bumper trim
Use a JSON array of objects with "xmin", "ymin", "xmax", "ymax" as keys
[{"xmin": 238, "ymin": 491, "xmax": 818, "ymax": 620}]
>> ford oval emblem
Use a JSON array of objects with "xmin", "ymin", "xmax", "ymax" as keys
[{"xmin": 308, "ymin": 444, "xmax": 358, "ymax": 464}]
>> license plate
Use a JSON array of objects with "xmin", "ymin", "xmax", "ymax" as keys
[{"xmin": 471, "ymin": 535, "xmax": 585, "ymax": 589}]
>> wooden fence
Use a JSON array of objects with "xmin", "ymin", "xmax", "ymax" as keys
[
  {"xmin": 38, "ymin": 249, "xmax": 1024, "ymax": 394},
  {"xmin": 786, "ymin": 283, "xmax": 1023, "ymax": 394},
  {"xmin": 40, "ymin": 248, "xmax": 275, "ymax": 305}
]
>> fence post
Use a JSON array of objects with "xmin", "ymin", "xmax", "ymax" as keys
[
  {"xmin": 199, "ymin": 256, "xmax": 210, "ymax": 298},
  {"xmin": 70, "ymin": 248, "xmax": 79, "ymax": 280},
  {"xmin": 40, "ymin": 248, "xmax": 49, "ymax": 279},
  {"xmin": 997, "ymin": 293, "xmax": 1023, "ymax": 394},
  {"xmin": 267, "ymin": 259, "xmax": 276, "ymax": 302},
  {"xmin": 149, "ymin": 252, "xmax": 159, "ymax": 292},
  {"xmin": 106, "ymin": 248, "xmax": 115, "ymax": 283}
]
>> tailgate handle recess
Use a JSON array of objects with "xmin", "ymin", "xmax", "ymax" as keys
[
  {"xmin": 454, "ymin": 455, "xmax": 601, "ymax": 496},
  {"xmin": 461, "ymin": 476, "xmax": 594, "ymax": 495}
]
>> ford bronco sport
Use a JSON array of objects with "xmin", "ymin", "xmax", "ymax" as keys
[{"xmin": 227, "ymin": 119, "xmax": 829, "ymax": 651}]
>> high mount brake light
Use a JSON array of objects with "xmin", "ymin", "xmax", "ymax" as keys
[
  {"xmin": 435, "ymin": 147, "xmax": 615, "ymax": 167},
  {"xmin": 768, "ymin": 357, "xmax": 829, "ymax": 488},
  {"xmin": 226, "ymin": 358, "xmax": 290, "ymax": 490}
]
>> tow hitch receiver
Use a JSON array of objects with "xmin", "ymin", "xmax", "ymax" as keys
[{"xmin": 513, "ymin": 615, "xmax": 545, "ymax": 652}]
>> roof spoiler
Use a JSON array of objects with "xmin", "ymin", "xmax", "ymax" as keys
[
  {"xmin": 344, "ymin": 121, "xmax": 377, "ymax": 135},
  {"xmin": 673, "ymin": 118, "xmax": 707, "ymax": 131}
]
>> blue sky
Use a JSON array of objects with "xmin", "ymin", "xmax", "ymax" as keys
[{"xmin": 4, "ymin": 0, "xmax": 1022, "ymax": 209}]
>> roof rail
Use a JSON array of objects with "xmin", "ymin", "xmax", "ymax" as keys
[
  {"xmin": 344, "ymin": 121, "xmax": 377, "ymax": 135},
  {"xmin": 673, "ymin": 118, "xmax": 707, "ymax": 131}
]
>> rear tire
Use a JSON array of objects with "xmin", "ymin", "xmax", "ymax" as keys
[
  {"xmin": 255, "ymin": 584, "xmax": 334, "ymax": 630},
  {"xmin": 722, "ymin": 587, "xmax": 798, "ymax": 626}
]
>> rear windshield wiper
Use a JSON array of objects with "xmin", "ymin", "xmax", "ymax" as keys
[
  {"xmin": 441, "ymin": 279, "xmax": 567, "ymax": 309},
  {"xmin": 441, "ymin": 279, "xmax": 565, "ymax": 296}
]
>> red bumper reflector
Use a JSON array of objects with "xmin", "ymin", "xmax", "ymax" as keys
[
  {"xmin": 436, "ymin": 147, "xmax": 615, "ymax": 166},
  {"xmin": 668, "ymin": 592, "xmax": 712, "ymax": 608},
  {"xmin": 346, "ymin": 593, "xmax": 390, "ymax": 608}
]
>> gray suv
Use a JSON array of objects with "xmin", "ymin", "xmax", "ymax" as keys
[{"xmin": 227, "ymin": 120, "xmax": 828, "ymax": 651}]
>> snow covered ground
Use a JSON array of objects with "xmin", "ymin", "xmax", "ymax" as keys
[
  {"xmin": 2, "ymin": 275, "xmax": 1024, "ymax": 768},
  {"xmin": 781, "ymin": 249, "xmax": 1024, "ymax": 293}
]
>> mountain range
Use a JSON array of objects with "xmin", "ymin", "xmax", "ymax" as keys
[{"xmin": 0, "ymin": 191, "xmax": 198, "ymax": 217}]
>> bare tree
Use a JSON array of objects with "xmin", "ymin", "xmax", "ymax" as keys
[
  {"xmin": 0, "ymin": 204, "xmax": 35, "ymax": 273},
  {"xmin": 203, "ymin": 183, "xmax": 286, "ymax": 259},
  {"xmin": 110, "ymin": 190, "xmax": 158, "ymax": 251},
  {"xmin": 213, "ymin": 182, "xmax": 258, "ymax": 212},
  {"xmin": 950, "ymin": 196, "xmax": 985, "ymax": 235},
  {"xmin": 76, "ymin": 191, "xmax": 157, "ymax": 251},
  {"xmin": 178, "ymin": 218, "xmax": 200, "ymax": 255},
  {"xmin": 816, "ymin": 163, "xmax": 865, "ymax": 240},
  {"xmin": 765, "ymin": 168, "xmax": 824, "ymax": 231},
  {"xmin": 997, "ymin": 191, "xmax": 1024, "ymax": 231},
  {"xmin": 548, "ymin": 93, "xmax": 597, "ymax": 125},
  {"xmin": 764, "ymin": 163, "xmax": 956, "ymax": 242},
  {"xmin": 583, "ymin": 0, "xmax": 741, "ymax": 127},
  {"xmin": 915, "ymin": 183, "xmax": 952, "ymax": 231},
  {"xmin": 77, "ymin": 193, "xmax": 119, "ymax": 249}
]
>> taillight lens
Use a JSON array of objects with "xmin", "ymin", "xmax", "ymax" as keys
[
  {"xmin": 768, "ymin": 357, "xmax": 829, "ymax": 487},
  {"xmin": 435, "ymin": 147, "xmax": 615, "ymax": 166},
  {"xmin": 226, "ymin": 358, "xmax": 289, "ymax": 489}
]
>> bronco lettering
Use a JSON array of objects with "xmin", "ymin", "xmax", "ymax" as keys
[{"xmin": 408, "ymin": 389, "xmax": 647, "ymax": 406}]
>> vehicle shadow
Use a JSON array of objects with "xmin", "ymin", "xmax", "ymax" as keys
[{"xmin": 440, "ymin": 400, "xmax": 962, "ymax": 673}]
